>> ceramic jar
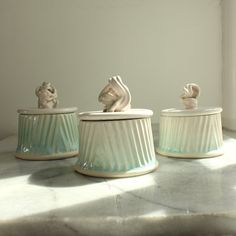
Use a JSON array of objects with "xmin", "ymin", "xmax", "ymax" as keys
[
  {"xmin": 74, "ymin": 109, "xmax": 158, "ymax": 177},
  {"xmin": 157, "ymin": 107, "xmax": 223, "ymax": 158},
  {"xmin": 15, "ymin": 107, "xmax": 79, "ymax": 160}
]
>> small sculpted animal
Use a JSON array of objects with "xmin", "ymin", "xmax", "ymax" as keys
[
  {"xmin": 98, "ymin": 76, "xmax": 131, "ymax": 112},
  {"xmin": 35, "ymin": 82, "xmax": 58, "ymax": 109}
]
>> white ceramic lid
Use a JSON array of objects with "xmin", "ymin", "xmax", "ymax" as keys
[
  {"xmin": 79, "ymin": 109, "xmax": 153, "ymax": 121},
  {"xmin": 18, "ymin": 107, "xmax": 78, "ymax": 115},
  {"xmin": 161, "ymin": 107, "xmax": 222, "ymax": 117}
]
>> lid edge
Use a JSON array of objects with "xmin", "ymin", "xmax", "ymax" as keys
[
  {"xmin": 18, "ymin": 107, "xmax": 78, "ymax": 115},
  {"xmin": 161, "ymin": 107, "xmax": 222, "ymax": 117},
  {"xmin": 79, "ymin": 109, "xmax": 153, "ymax": 121}
]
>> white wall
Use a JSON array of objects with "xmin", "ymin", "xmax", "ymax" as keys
[
  {"xmin": 222, "ymin": 0, "xmax": 236, "ymax": 131},
  {"xmin": 0, "ymin": 0, "xmax": 222, "ymax": 139}
]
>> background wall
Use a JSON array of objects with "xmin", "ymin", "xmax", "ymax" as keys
[
  {"xmin": 222, "ymin": 0, "xmax": 236, "ymax": 131},
  {"xmin": 0, "ymin": 0, "xmax": 222, "ymax": 139}
]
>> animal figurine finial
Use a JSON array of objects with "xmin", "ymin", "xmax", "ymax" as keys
[
  {"xmin": 35, "ymin": 82, "xmax": 58, "ymax": 109},
  {"xmin": 98, "ymin": 75, "xmax": 131, "ymax": 112},
  {"xmin": 181, "ymin": 83, "xmax": 200, "ymax": 109}
]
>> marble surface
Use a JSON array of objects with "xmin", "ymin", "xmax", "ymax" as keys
[{"xmin": 1, "ymin": 126, "xmax": 236, "ymax": 235}]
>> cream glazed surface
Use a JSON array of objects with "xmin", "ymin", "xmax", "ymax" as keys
[{"xmin": 75, "ymin": 76, "xmax": 158, "ymax": 177}]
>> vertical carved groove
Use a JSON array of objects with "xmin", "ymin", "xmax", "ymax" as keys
[
  {"xmin": 158, "ymin": 114, "xmax": 223, "ymax": 157},
  {"xmin": 16, "ymin": 113, "xmax": 79, "ymax": 158},
  {"xmin": 77, "ymin": 118, "xmax": 157, "ymax": 173}
]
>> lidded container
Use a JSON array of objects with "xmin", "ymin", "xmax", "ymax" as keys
[
  {"xmin": 157, "ymin": 83, "xmax": 223, "ymax": 158},
  {"xmin": 74, "ymin": 76, "xmax": 158, "ymax": 177},
  {"xmin": 15, "ymin": 82, "xmax": 79, "ymax": 160}
]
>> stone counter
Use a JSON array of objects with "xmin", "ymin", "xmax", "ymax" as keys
[{"xmin": 0, "ymin": 128, "xmax": 236, "ymax": 235}]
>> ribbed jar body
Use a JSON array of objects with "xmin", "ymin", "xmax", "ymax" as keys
[
  {"xmin": 16, "ymin": 112, "xmax": 79, "ymax": 160},
  {"xmin": 157, "ymin": 112, "xmax": 223, "ymax": 158},
  {"xmin": 75, "ymin": 117, "xmax": 158, "ymax": 177}
]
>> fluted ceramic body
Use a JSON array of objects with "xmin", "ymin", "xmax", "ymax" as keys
[
  {"xmin": 157, "ymin": 108, "xmax": 223, "ymax": 158},
  {"xmin": 74, "ymin": 109, "xmax": 158, "ymax": 177},
  {"xmin": 16, "ymin": 108, "xmax": 79, "ymax": 160}
]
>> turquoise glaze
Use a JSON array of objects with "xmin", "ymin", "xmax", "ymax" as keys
[
  {"xmin": 157, "ymin": 109, "xmax": 223, "ymax": 158},
  {"xmin": 75, "ymin": 110, "xmax": 159, "ymax": 178},
  {"xmin": 16, "ymin": 111, "xmax": 79, "ymax": 160}
]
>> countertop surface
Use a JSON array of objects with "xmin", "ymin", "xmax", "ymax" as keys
[{"xmin": 1, "ymin": 127, "xmax": 236, "ymax": 236}]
